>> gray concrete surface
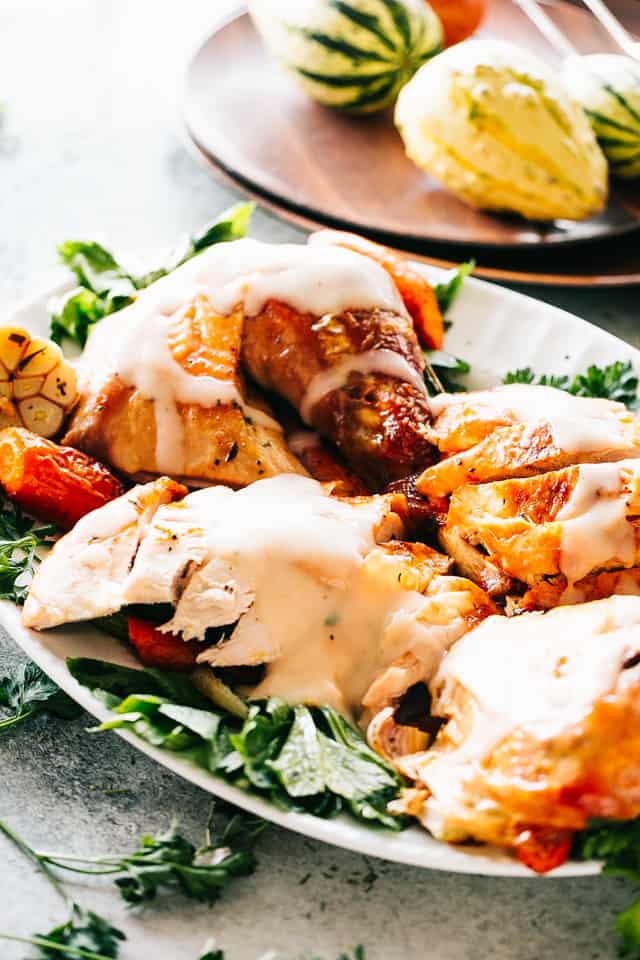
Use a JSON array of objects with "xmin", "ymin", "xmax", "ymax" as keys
[{"xmin": 0, "ymin": 2, "xmax": 638, "ymax": 957}]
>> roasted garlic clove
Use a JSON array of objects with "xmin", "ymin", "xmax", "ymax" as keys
[{"xmin": 0, "ymin": 326, "xmax": 78, "ymax": 437}]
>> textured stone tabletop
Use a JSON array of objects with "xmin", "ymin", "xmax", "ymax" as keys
[{"xmin": 0, "ymin": 2, "xmax": 637, "ymax": 957}]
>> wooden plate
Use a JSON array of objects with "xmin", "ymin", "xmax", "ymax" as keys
[{"xmin": 184, "ymin": 3, "xmax": 640, "ymax": 257}]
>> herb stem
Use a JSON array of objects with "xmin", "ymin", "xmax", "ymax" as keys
[
  {"xmin": 0, "ymin": 818, "xmax": 70, "ymax": 907},
  {"xmin": 0, "ymin": 708, "xmax": 32, "ymax": 731},
  {"xmin": 41, "ymin": 860, "xmax": 123, "ymax": 877},
  {"xmin": 0, "ymin": 932, "xmax": 114, "ymax": 959}
]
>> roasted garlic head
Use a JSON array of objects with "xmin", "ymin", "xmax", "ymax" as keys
[{"xmin": 0, "ymin": 327, "xmax": 78, "ymax": 437}]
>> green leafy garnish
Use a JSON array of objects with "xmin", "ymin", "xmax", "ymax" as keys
[
  {"xmin": 198, "ymin": 943, "xmax": 225, "ymax": 960},
  {"xmin": 0, "ymin": 494, "xmax": 56, "ymax": 603},
  {"xmin": 423, "ymin": 263, "xmax": 474, "ymax": 392},
  {"xmin": 25, "ymin": 805, "xmax": 265, "ymax": 909},
  {"xmin": 67, "ymin": 658, "xmax": 406, "ymax": 831},
  {"xmin": 0, "ymin": 661, "xmax": 81, "ymax": 733},
  {"xmin": 50, "ymin": 202, "xmax": 255, "ymax": 348},
  {"xmin": 433, "ymin": 261, "xmax": 474, "ymax": 315},
  {"xmin": 0, "ymin": 817, "xmax": 124, "ymax": 960},
  {"xmin": 0, "ymin": 807, "xmax": 262, "ymax": 958},
  {"xmin": 503, "ymin": 367, "xmax": 569, "ymax": 389},
  {"xmin": 573, "ymin": 818, "xmax": 640, "ymax": 957},
  {"xmin": 28, "ymin": 908, "xmax": 126, "ymax": 960},
  {"xmin": 503, "ymin": 360, "xmax": 639, "ymax": 408},
  {"xmin": 424, "ymin": 349, "xmax": 470, "ymax": 394}
]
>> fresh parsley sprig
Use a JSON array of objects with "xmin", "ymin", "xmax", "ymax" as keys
[
  {"xmin": 0, "ymin": 806, "xmax": 264, "ymax": 959},
  {"xmin": 0, "ymin": 661, "xmax": 81, "ymax": 733},
  {"xmin": 36, "ymin": 806, "xmax": 266, "ymax": 908},
  {"xmin": 0, "ymin": 493, "xmax": 56, "ymax": 603},
  {"xmin": 503, "ymin": 360, "xmax": 639, "ymax": 408},
  {"xmin": 50, "ymin": 202, "xmax": 255, "ymax": 348},
  {"xmin": 0, "ymin": 817, "xmax": 126, "ymax": 960},
  {"xmin": 433, "ymin": 261, "xmax": 474, "ymax": 315},
  {"xmin": 0, "ymin": 803, "xmax": 264, "ymax": 910}
]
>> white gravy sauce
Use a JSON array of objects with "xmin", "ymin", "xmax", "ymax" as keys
[
  {"xmin": 299, "ymin": 347, "xmax": 427, "ymax": 424},
  {"xmin": 416, "ymin": 597, "xmax": 640, "ymax": 836},
  {"xmin": 429, "ymin": 383, "xmax": 632, "ymax": 454},
  {"xmin": 81, "ymin": 240, "xmax": 409, "ymax": 473},
  {"xmin": 556, "ymin": 461, "xmax": 637, "ymax": 588},
  {"xmin": 124, "ymin": 475, "xmax": 473, "ymax": 718}
]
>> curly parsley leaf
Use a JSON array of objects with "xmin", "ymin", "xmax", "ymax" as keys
[
  {"xmin": 502, "ymin": 367, "xmax": 569, "ymax": 390},
  {"xmin": 51, "ymin": 203, "xmax": 254, "ymax": 348},
  {"xmin": 198, "ymin": 943, "xmax": 225, "ymax": 960},
  {"xmin": 28, "ymin": 907, "xmax": 126, "ymax": 960},
  {"xmin": 503, "ymin": 360, "xmax": 639, "ymax": 408},
  {"xmin": 50, "ymin": 287, "xmax": 121, "ymax": 349},
  {"xmin": 68, "ymin": 658, "xmax": 406, "ymax": 831},
  {"xmin": 104, "ymin": 810, "xmax": 264, "ymax": 907},
  {"xmin": 433, "ymin": 261, "xmax": 474, "ymax": 315},
  {"xmin": 0, "ymin": 494, "xmax": 56, "ymax": 603},
  {"xmin": 573, "ymin": 818, "xmax": 640, "ymax": 957},
  {"xmin": 0, "ymin": 662, "xmax": 81, "ymax": 734},
  {"xmin": 571, "ymin": 361, "xmax": 639, "ymax": 406}
]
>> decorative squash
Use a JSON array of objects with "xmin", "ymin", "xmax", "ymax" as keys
[
  {"xmin": 249, "ymin": 0, "xmax": 443, "ymax": 114},
  {"xmin": 563, "ymin": 54, "xmax": 640, "ymax": 181}
]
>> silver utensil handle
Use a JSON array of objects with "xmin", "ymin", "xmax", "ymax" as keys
[
  {"xmin": 579, "ymin": 0, "xmax": 640, "ymax": 60},
  {"xmin": 512, "ymin": 0, "xmax": 577, "ymax": 58}
]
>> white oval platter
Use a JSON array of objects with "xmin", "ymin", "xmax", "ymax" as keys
[{"xmin": 3, "ymin": 260, "xmax": 637, "ymax": 879}]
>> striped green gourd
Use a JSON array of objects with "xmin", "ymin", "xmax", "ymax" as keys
[
  {"xmin": 563, "ymin": 54, "xmax": 640, "ymax": 180},
  {"xmin": 249, "ymin": 0, "xmax": 443, "ymax": 114}
]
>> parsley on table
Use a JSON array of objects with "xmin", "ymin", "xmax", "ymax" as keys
[
  {"xmin": 0, "ymin": 661, "xmax": 81, "ymax": 733},
  {"xmin": 503, "ymin": 360, "xmax": 639, "ymax": 408},
  {"xmin": 26, "ymin": 908, "xmax": 126, "ymax": 960},
  {"xmin": 50, "ymin": 202, "xmax": 254, "ymax": 348},
  {"xmin": 0, "ymin": 806, "xmax": 264, "ymax": 958},
  {"xmin": 0, "ymin": 803, "xmax": 264, "ymax": 909},
  {"xmin": 0, "ymin": 818, "xmax": 126, "ymax": 960}
]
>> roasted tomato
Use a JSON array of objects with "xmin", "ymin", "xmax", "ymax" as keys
[{"xmin": 127, "ymin": 617, "xmax": 202, "ymax": 672}]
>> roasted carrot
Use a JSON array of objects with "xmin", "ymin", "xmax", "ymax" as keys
[
  {"xmin": 127, "ymin": 617, "xmax": 201, "ymax": 671},
  {"xmin": 311, "ymin": 229, "xmax": 444, "ymax": 350},
  {"xmin": 515, "ymin": 827, "xmax": 573, "ymax": 874},
  {"xmin": 0, "ymin": 426, "xmax": 124, "ymax": 529}
]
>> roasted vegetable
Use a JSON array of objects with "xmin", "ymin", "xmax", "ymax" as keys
[
  {"xmin": 0, "ymin": 326, "xmax": 77, "ymax": 437},
  {"xmin": 249, "ymin": 0, "xmax": 443, "ymax": 115},
  {"xmin": 0, "ymin": 427, "xmax": 123, "ymax": 529},
  {"xmin": 127, "ymin": 617, "xmax": 202, "ymax": 672}
]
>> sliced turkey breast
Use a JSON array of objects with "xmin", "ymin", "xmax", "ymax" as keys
[
  {"xmin": 22, "ymin": 474, "xmax": 495, "ymax": 720},
  {"xmin": 389, "ymin": 597, "xmax": 640, "ymax": 870},
  {"xmin": 417, "ymin": 384, "xmax": 640, "ymax": 500}
]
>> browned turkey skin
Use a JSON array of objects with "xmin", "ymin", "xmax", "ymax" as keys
[{"xmin": 242, "ymin": 300, "xmax": 436, "ymax": 490}]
